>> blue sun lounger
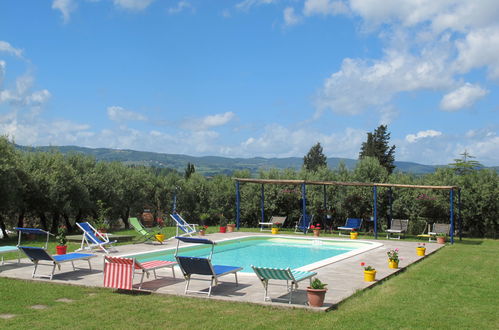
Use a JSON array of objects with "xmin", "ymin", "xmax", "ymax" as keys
[
  {"xmin": 338, "ymin": 218, "xmax": 363, "ymax": 236},
  {"xmin": 76, "ymin": 222, "xmax": 117, "ymax": 254},
  {"xmin": 19, "ymin": 246, "xmax": 97, "ymax": 280},
  {"xmin": 15, "ymin": 227, "xmax": 54, "ymax": 249},
  {"xmin": 294, "ymin": 214, "xmax": 314, "ymax": 234},
  {"xmin": 170, "ymin": 213, "xmax": 198, "ymax": 237},
  {"xmin": 174, "ymin": 236, "xmax": 242, "ymax": 297},
  {"xmin": 0, "ymin": 246, "xmax": 20, "ymax": 266}
]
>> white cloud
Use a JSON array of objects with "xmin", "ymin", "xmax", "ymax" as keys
[
  {"xmin": 316, "ymin": 44, "xmax": 454, "ymax": 115},
  {"xmin": 0, "ymin": 41, "xmax": 23, "ymax": 58},
  {"xmin": 303, "ymin": 0, "xmax": 349, "ymax": 17},
  {"xmin": 107, "ymin": 106, "xmax": 147, "ymax": 122},
  {"xmin": 236, "ymin": 0, "xmax": 278, "ymax": 11},
  {"xmin": 283, "ymin": 7, "xmax": 301, "ymax": 26},
  {"xmin": 168, "ymin": 1, "xmax": 194, "ymax": 15},
  {"xmin": 113, "ymin": 0, "xmax": 155, "ymax": 11},
  {"xmin": 405, "ymin": 130, "xmax": 442, "ymax": 143},
  {"xmin": 52, "ymin": 0, "xmax": 77, "ymax": 23},
  {"xmin": 183, "ymin": 112, "xmax": 235, "ymax": 131},
  {"xmin": 440, "ymin": 83, "xmax": 488, "ymax": 111},
  {"xmin": 455, "ymin": 27, "xmax": 499, "ymax": 79}
]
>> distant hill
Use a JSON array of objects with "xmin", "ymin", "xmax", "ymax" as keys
[{"xmin": 16, "ymin": 144, "xmax": 453, "ymax": 176}]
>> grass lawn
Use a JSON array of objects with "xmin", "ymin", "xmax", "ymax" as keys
[{"xmin": 0, "ymin": 231, "xmax": 498, "ymax": 329}]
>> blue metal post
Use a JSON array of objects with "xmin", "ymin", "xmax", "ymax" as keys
[
  {"xmin": 260, "ymin": 184, "xmax": 265, "ymax": 224},
  {"xmin": 373, "ymin": 185, "xmax": 378, "ymax": 239},
  {"xmin": 450, "ymin": 188, "xmax": 454, "ymax": 244},
  {"xmin": 302, "ymin": 183, "xmax": 307, "ymax": 234},
  {"xmin": 236, "ymin": 181, "xmax": 240, "ymax": 230},
  {"xmin": 458, "ymin": 188, "xmax": 462, "ymax": 241},
  {"xmin": 173, "ymin": 189, "xmax": 177, "ymax": 213},
  {"xmin": 388, "ymin": 187, "xmax": 393, "ymax": 226},
  {"xmin": 323, "ymin": 185, "xmax": 327, "ymax": 225}
]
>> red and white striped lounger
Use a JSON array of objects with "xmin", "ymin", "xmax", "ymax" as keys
[{"xmin": 104, "ymin": 256, "xmax": 176, "ymax": 290}]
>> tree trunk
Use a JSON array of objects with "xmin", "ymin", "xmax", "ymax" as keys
[
  {"xmin": 39, "ymin": 212, "xmax": 48, "ymax": 231},
  {"xmin": 51, "ymin": 211, "xmax": 60, "ymax": 234},
  {"xmin": 63, "ymin": 213, "xmax": 73, "ymax": 232},
  {"xmin": 0, "ymin": 215, "xmax": 8, "ymax": 239},
  {"xmin": 17, "ymin": 212, "xmax": 25, "ymax": 228}
]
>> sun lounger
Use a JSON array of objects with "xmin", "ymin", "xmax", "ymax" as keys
[
  {"xmin": 251, "ymin": 265, "xmax": 317, "ymax": 304},
  {"xmin": 19, "ymin": 246, "xmax": 96, "ymax": 280},
  {"xmin": 294, "ymin": 214, "xmax": 314, "ymax": 234},
  {"xmin": 129, "ymin": 217, "xmax": 157, "ymax": 243},
  {"xmin": 76, "ymin": 222, "xmax": 117, "ymax": 254},
  {"xmin": 386, "ymin": 219, "xmax": 409, "ymax": 239},
  {"xmin": 104, "ymin": 256, "xmax": 177, "ymax": 290},
  {"xmin": 428, "ymin": 223, "xmax": 451, "ymax": 242},
  {"xmin": 174, "ymin": 236, "xmax": 242, "ymax": 297},
  {"xmin": 259, "ymin": 216, "xmax": 287, "ymax": 231},
  {"xmin": 338, "ymin": 218, "xmax": 362, "ymax": 236},
  {"xmin": 15, "ymin": 227, "xmax": 53, "ymax": 249},
  {"xmin": 170, "ymin": 213, "xmax": 198, "ymax": 237},
  {"xmin": 0, "ymin": 246, "xmax": 20, "ymax": 266}
]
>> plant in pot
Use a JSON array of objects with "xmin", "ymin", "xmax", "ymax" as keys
[
  {"xmin": 271, "ymin": 222, "xmax": 281, "ymax": 234},
  {"xmin": 310, "ymin": 223, "xmax": 322, "ymax": 237},
  {"xmin": 155, "ymin": 232, "xmax": 165, "ymax": 243},
  {"xmin": 307, "ymin": 277, "xmax": 328, "ymax": 307},
  {"xmin": 199, "ymin": 225, "xmax": 208, "ymax": 236},
  {"xmin": 387, "ymin": 248, "xmax": 399, "ymax": 269},
  {"xmin": 361, "ymin": 262, "xmax": 376, "ymax": 282},
  {"xmin": 436, "ymin": 233, "xmax": 446, "ymax": 244},
  {"xmin": 56, "ymin": 225, "xmax": 67, "ymax": 255},
  {"xmin": 350, "ymin": 228, "xmax": 359, "ymax": 239},
  {"xmin": 218, "ymin": 214, "xmax": 227, "ymax": 233},
  {"xmin": 416, "ymin": 243, "xmax": 426, "ymax": 256},
  {"xmin": 227, "ymin": 219, "xmax": 236, "ymax": 233}
]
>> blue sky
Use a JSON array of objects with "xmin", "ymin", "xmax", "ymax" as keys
[{"xmin": 1, "ymin": 0, "xmax": 498, "ymax": 166}]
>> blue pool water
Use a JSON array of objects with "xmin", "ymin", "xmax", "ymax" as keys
[{"xmin": 131, "ymin": 236, "xmax": 373, "ymax": 273}]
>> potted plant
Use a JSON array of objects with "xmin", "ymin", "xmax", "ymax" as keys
[
  {"xmin": 310, "ymin": 224, "xmax": 322, "ymax": 237},
  {"xmin": 361, "ymin": 262, "xmax": 376, "ymax": 282},
  {"xmin": 155, "ymin": 232, "xmax": 165, "ymax": 242},
  {"xmin": 219, "ymin": 214, "xmax": 227, "ymax": 233},
  {"xmin": 416, "ymin": 243, "xmax": 426, "ymax": 256},
  {"xmin": 350, "ymin": 228, "xmax": 359, "ymax": 239},
  {"xmin": 387, "ymin": 248, "xmax": 399, "ymax": 269},
  {"xmin": 307, "ymin": 277, "xmax": 328, "ymax": 307},
  {"xmin": 227, "ymin": 220, "xmax": 236, "ymax": 233},
  {"xmin": 56, "ymin": 225, "xmax": 67, "ymax": 255},
  {"xmin": 199, "ymin": 225, "xmax": 208, "ymax": 236},
  {"xmin": 271, "ymin": 222, "xmax": 281, "ymax": 235},
  {"xmin": 436, "ymin": 233, "xmax": 446, "ymax": 244}
]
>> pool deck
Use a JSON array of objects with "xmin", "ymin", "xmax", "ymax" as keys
[{"xmin": 0, "ymin": 232, "xmax": 443, "ymax": 311}]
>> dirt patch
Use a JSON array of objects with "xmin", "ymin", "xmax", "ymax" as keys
[
  {"xmin": 0, "ymin": 314, "xmax": 16, "ymax": 319},
  {"xmin": 30, "ymin": 305, "xmax": 48, "ymax": 310},
  {"xmin": 55, "ymin": 298, "xmax": 74, "ymax": 303}
]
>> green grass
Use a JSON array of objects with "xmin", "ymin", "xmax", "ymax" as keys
[{"xmin": 0, "ymin": 236, "xmax": 498, "ymax": 329}]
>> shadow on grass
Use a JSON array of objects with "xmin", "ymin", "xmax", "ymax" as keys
[{"xmin": 452, "ymin": 239, "xmax": 483, "ymax": 246}]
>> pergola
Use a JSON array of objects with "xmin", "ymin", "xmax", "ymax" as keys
[{"xmin": 234, "ymin": 178, "xmax": 461, "ymax": 244}]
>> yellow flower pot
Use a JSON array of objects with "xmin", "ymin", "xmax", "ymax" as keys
[
  {"xmin": 271, "ymin": 228, "xmax": 279, "ymax": 235},
  {"xmin": 416, "ymin": 247, "xmax": 426, "ymax": 256},
  {"xmin": 155, "ymin": 234, "xmax": 165, "ymax": 243},
  {"xmin": 363, "ymin": 270, "xmax": 376, "ymax": 282},
  {"xmin": 350, "ymin": 232, "xmax": 358, "ymax": 239},
  {"xmin": 388, "ymin": 260, "xmax": 399, "ymax": 269}
]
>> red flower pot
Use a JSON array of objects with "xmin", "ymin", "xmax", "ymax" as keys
[
  {"xmin": 219, "ymin": 226, "xmax": 227, "ymax": 233},
  {"xmin": 56, "ymin": 245, "xmax": 67, "ymax": 255}
]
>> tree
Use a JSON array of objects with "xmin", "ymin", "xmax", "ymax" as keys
[
  {"xmin": 303, "ymin": 142, "xmax": 327, "ymax": 172},
  {"xmin": 449, "ymin": 150, "xmax": 483, "ymax": 175},
  {"xmin": 359, "ymin": 125, "xmax": 396, "ymax": 174},
  {"xmin": 184, "ymin": 162, "xmax": 195, "ymax": 179}
]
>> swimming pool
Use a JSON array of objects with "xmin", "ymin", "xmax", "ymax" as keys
[{"xmin": 125, "ymin": 236, "xmax": 382, "ymax": 273}]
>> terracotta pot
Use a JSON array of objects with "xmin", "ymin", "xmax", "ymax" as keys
[
  {"xmin": 199, "ymin": 230, "xmax": 206, "ymax": 236},
  {"xmin": 142, "ymin": 210, "xmax": 154, "ymax": 227},
  {"xmin": 219, "ymin": 226, "xmax": 227, "ymax": 233},
  {"xmin": 437, "ymin": 236, "xmax": 446, "ymax": 244},
  {"xmin": 56, "ymin": 245, "xmax": 67, "ymax": 255},
  {"xmin": 313, "ymin": 229, "xmax": 320, "ymax": 237},
  {"xmin": 307, "ymin": 288, "xmax": 327, "ymax": 307},
  {"xmin": 227, "ymin": 224, "xmax": 236, "ymax": 232}
]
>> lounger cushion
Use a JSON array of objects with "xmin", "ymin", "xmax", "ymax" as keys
[
  {"xmin": 212, "ymin": 265, "xmax": 242, "ymax": 276},
  {"xmin": 52, "ymin": 253, "xmax": 94, "ymax": 262},
  {"xmin": 290, "ymin": 270, "xmax": 316, "ymax": 282}
]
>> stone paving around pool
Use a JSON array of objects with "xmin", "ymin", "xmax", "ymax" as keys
[{"xmin": 0, "ymin": 232, "xmax": 444, "ymax": 311}]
